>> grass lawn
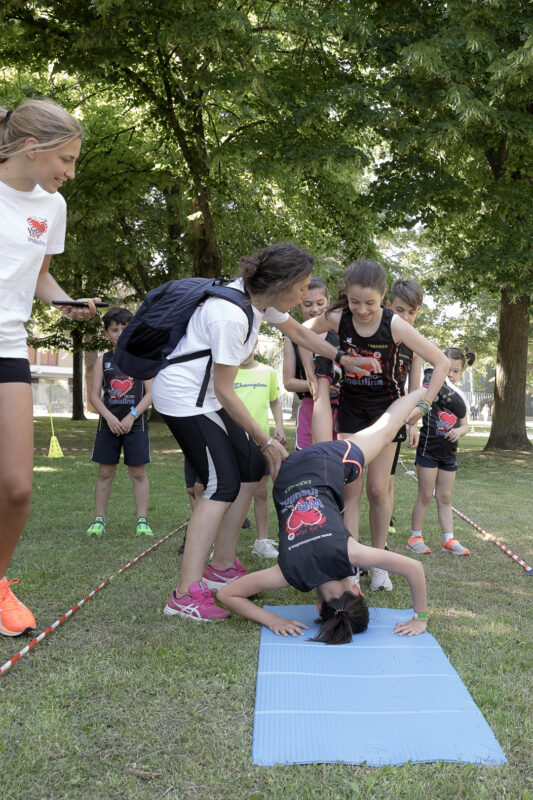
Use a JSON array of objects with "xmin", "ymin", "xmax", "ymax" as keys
[{"xmin": 1, "ymin": 417, "xmax": 532, "ymax": 800}]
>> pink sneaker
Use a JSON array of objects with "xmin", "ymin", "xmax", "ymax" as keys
[
  {"xmin": 203, "ymin": 558, "xmax": 246, "ymax": 591},
  {"xmin": 163, "ymin": 581, "xmax": 230, "ymax": 621}
]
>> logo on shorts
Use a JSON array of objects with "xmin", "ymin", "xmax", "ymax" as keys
[
  {"xmin": 27, "ymin": 217, "xmax": 48, "ymax": 238},
  {"xmin": 109, "ymin": 377, "xmax": 134, "ymax": 398},
  {"xmin": 286, "ymin": 496, "xmax": 326, "ymax": 540}
]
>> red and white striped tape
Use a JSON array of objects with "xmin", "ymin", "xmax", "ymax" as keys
[
  {"xmin": 398, "ymin": 459, "xmax": 532, "ymax": 575},
  {"xmin": 35, "ymin": 447, "xmax": 181, "ymax": 454},
  {"xmin": 0, "ymin": 521, "xmax": 188, "ymax": 676}
]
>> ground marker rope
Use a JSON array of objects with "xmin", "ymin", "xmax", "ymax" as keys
[
  {"xmin": 0, "ymin": 521, "xmax": 188, "ymax": 676},
  {"xmin": 398, "ymin": 459, "xmax": 532, "ymax": 575}
]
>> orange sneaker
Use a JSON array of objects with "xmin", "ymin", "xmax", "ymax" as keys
[
  {"xmin": 0, "ymin": 577, "xmax": 36, "ymax": 637},
  {"xmin": 442, "ymin": 538, "xmax": 470, "ymax": 556}
]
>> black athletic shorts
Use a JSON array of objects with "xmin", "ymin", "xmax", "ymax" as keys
[
  {"xmin": 0, "ymin": 357, "xmax": 31, "ymax": 384},
  {"xmin": 91, "ymin": 424, "xmax": 151, "ymax": 466},
  {"xmin": 336, "ymin": 403, "xmax": 407, "ymax": 444},
  {"xmin": 162, "ymin": 408, "xmax": 266, "ymax": 502}
]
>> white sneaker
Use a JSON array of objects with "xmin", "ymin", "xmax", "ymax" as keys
[
  {"xmin": 370, "ymin": 567, "xmax": 393, "ymax": 592},
  {"xmin": 252, "ymin": 538, "xmax": 279, "ymax": 558},
  {"xmin": 350, "ymin": 569, "xmax": 360, "ymax": 587}
]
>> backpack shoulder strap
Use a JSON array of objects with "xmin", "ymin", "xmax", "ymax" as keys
[{"xmin": 205, "ymin": 284, "xmax": 254, "ymax": 343}]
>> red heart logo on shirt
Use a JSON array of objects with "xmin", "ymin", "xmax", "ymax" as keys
[
  {"xmin": 438, "ymin": 411, "xmax": 457, "ymax": 429},
  {"xmin": 110, "ymin": 377, "xmax": 134, "ymax": 397},
  {"xmin": 27, "ymin": 217, "xmax": 48, "ymax": 238}
]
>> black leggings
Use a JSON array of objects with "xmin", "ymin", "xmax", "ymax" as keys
[{"xmin": 162, "ymin": 408, "xmax": 266, "ymax": 502}]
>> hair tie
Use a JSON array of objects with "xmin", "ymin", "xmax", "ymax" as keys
[
  {"xmin": 5, "ymin": 110, "xmax": 13, "ymax": 122},
  {"xmin": 334, "ymin": 608, "xmax": 343, "ymax": 616}
]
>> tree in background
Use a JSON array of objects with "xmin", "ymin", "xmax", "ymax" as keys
[{"xmin": 359, "ymin": 0, "xmax": 532, "ymax": 449}]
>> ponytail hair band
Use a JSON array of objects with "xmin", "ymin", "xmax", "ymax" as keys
[{"xmin": 5, "ymin": 110, "xmax": 13, "ymax": 123}]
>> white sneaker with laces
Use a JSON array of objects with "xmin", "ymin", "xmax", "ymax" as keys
[
  {"xmin": 252, "ymin": 538, "xmax": 279, "ymax": 558},
  {"xmin": 370, "ymin": 567, "xmax": 393, "ymax": 592}
]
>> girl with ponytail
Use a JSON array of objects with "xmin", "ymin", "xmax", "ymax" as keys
[
  {"xmin": 218, "ymin": 389, "xmax": 428, "ymax": 644},
  {"xmin": 0, "ymin": 98, "xmax": 100, "ymax": 637}
]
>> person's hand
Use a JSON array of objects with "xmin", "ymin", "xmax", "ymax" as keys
[
  {"xmin": 392, "ymin": 617, "xmax": 427, "ymax": 637},
  {"xmin": 405, "ymin": 406, "xmax": 423, "ymax": 426},
  {"xmin": 342, "ymin": 355, "xmax": 381, "ymax": 377},
  {"xmin": 274, "ymin": 427, "xmax": 286, "ymax": 446},
  {"xmin": 60, "ymin": 298, "xmax": 101, "ymax": 322},
  {"xmin": 407, "ymin": 425, "xmax": 419, "ymax": 449},
  {"xmin": 106, "ymin": 414, "xmax": 123, "ymax": 436},
  {"xmin": 267, "ymin": 616, "xmax": 309, "ymax": 637},
  {"xmin": 444, "ymin": 428, "xmax": 461, "ymax": 442},
  {"xmin": 307, "ymin": 374, "xmax": 318, "ymax": 400},
  {"xmin": 119, "ymin": 414, "xmax": 135, "ymax": 434},
  {"xmin": 262, "ymin": 438, "xmax": 288, "ymax": 481}
]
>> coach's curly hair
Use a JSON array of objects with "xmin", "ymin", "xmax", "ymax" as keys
[
  {"xmin": 239, "ymin": 242, "xmax": 314, "ymax": 297},
  {"xmin": 311, "ymin": 590, "xmax": 369, "ymax": 645}
]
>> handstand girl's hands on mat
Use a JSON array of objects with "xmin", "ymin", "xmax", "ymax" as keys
[{"xmin": 392, "ymin": 617, "xmax": 427, "ymax": 637}]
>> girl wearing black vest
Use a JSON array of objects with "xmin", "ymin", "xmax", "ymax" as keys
[
  {"xmin": 302, "ymin": 259, "xmax": 449, "ymax": 593},
  {"xmin": 217, "ymin": 390, "xmax": 428, "ymax": 644}
]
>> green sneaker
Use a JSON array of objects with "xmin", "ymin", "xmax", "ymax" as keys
[
  {"xmin": 136, "ymin": 517, "xmax": 153, "ymax": 536},
  {"xmin": 87, "ymin": 516, "xmax": 105, "ymax": 536}
]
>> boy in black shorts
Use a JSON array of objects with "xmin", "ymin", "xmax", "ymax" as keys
[{"xmin": 87, "ymin": 307, "xmax": 153, "ymax": 536}]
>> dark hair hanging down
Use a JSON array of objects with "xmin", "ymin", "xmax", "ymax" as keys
[
  {"xmin": 443, "ymin": 347, "xmax": 476, "ymax": 367},
  {"xmin": 311, "ymin": 590, "xmax": 369, "ymax": 645},
  {"xmin": 239, "ymin": 242, "xmax": 314, "ymax": 297}
]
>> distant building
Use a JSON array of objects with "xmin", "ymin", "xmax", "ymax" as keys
[{"xmin": 29, "ymin": 347, "xmax": 74, "ymax": 414}]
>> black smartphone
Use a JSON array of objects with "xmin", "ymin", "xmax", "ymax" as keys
[{"xmin": 52, "ymin": 300, "xmax": 109, "ymax": 308}]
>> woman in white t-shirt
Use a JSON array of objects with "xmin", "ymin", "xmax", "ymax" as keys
[
  {"xmin": 0, "ymin": 99, "xmax": 99, "ymax": 637},
  {"xmin": 155, "ymin": 242, "xmax": 376, "ymax": 621}
]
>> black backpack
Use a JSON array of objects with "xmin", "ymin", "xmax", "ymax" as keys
[{"xmin": 114, "ymin": 277, "xmax": 254, "ymax": 407}]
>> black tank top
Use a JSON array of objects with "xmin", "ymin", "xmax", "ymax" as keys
[
  {"xmin": 274, "ymin": 441, "xmax": 363, "ymax": 592},
  {"xmin": 101, "ymin": 350, "xmax": 145, "ymax": 426},
  {"xmin": 338, "ymin": 306, "xmax": 404, "ymax": 409}
]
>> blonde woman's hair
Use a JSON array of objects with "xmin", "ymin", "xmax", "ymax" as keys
[{"xmin": 0, "ymin": 98, "xmax": 83, "ymax": 163}]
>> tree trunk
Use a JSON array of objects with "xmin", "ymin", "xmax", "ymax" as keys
[
  {"xmin": 71, "ymin": 328, "xmax": 86, "ymax": 421},
  {"xmin": 485, "ymin": 287, "xmax": 532, "ymax": 451},
  {"xmin": 84, "ymin": 348, "xmax": 98, "ymax": 414}
]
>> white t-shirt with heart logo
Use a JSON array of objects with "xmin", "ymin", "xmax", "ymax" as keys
[{"xmin": 0, "ymin": 180, "xmax": 67, "ymax": 358}]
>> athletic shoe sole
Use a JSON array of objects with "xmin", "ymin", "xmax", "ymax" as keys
[{"xmin": 163, "ymin": 604, "xmax": 213, "ymax": 621}]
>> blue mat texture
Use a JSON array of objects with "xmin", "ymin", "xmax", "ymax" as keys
[{"xmin": 252, "ymin": 605, "xmax": 507, "ymax": 767}]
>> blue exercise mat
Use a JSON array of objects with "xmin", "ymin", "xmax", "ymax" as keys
[{"xmin": 252, "ymin": 605, "xmax": 507, "ymax": 767}]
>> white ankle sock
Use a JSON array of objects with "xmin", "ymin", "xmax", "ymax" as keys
[{"xmin": 443, "ymin": 533, "xmax": 454, "ymax": 543}]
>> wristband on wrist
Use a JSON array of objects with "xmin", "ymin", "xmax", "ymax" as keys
[
  {"xmin": 260, "ymin": 437, "xmax": 273, "ymax": 452},
  {"xmin": 129, "ymin": 406, "xmax": 139, "ymax": 419},
  {"xmin": 335, "ymin": 349, "xmax": 346, "ymax": 366},
  {"xmin": 414, "ymin": 612, "xmax": 427, "ymax": 620},
  {"xmin": 417, "ymin": 399, "xmax": 431, "ymax": 415}
]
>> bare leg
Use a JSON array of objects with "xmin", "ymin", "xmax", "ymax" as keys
[
  {"xmin": 94, "ymin": 463, "xmax": 118, "ymax": 518},
  {"xmin": 411, "ymin": 465, "xmax": 438, "ymax": 532},
  {"xmin": 434, "ymin": 469, "xmax": 456, "ymax": 535},
  {"xmin": 366, "ymin": 442, "xmax": 397, "ymax": 549},
  {"xmin": 211, "ymin": 481, "xmax": 258, "ymax": 566},
  {"xmin": 128, "ymin": 464, "xmax": 150, "ymax": 518},
  {"xmin": 252, "ymin": 475, "xmax": 270, "ymax": 540},
  {"xmin": 0, "ymin": 384, "xmax": 33, "ymax": 578},
  {"xmin": 178, "ymin": 498, "xmax": 231, "ymax": 593}
]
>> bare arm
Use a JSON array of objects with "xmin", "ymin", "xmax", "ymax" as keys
[
  {"xmin": 214, "ymin": 363, "xmax": 288, "ymax": 479},
  {"xmin": 311, "ymin": 377, "xmax": 334, "ymax": 443},
  {"xmin": 217, "ymin": 565, "xmax": 309, "ymax": 637},
  {"xmin": 118, "ymin": 378, "xmax": 153, "ymax": 434},
  {"xmin": 348, "ymin": 539, "xmax": 428, "ymax": 636},
  {"xmin": 282, "ymin": 336, "xmax": 309, "ymax": 395},
  {"xmin": 392, "ymin": 316, "xmax": 450, "ymax": 425},
  {"xmin": 270, "ymin": 398, "xmax": 286, "ymax": 444},
  {"xmin": 36, "ymin": 255, "xmax": 99, "ymax": 321},
  {"xmin": 406, "ymin": 353, "xmax": 423, "ymax": 447}
]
